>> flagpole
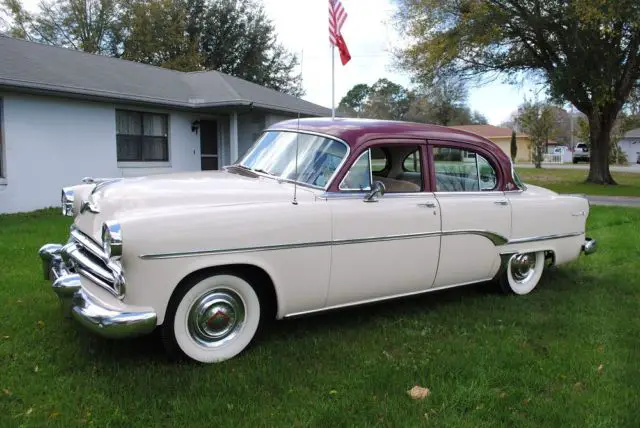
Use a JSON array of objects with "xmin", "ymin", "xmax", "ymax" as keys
[{"xmin": 331, "ymin": 45, "xmax": 335, "ymax": 119}]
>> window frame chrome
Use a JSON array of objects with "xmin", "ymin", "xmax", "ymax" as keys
[{"xmin": 338, "ymin": 149, "xmax": 373, "ymax": 192}]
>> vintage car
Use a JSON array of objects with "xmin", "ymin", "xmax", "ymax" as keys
[{"xmin": 39, "ymin": 118, "xmax": 597, "ymax": 363}]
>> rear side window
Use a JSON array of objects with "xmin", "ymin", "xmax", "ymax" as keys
[{"xmin": 432, "ymin": 147, "xmax": 497, "ymax": 192}]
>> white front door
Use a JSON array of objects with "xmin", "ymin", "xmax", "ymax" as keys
[{"xmin": 325, "ymin": 143, "xmax": 441, "ymax": 308}]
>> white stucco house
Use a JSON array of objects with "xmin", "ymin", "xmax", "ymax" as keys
[
  {"xmin": 0, "ymin": 34, "xmax": 330, "ymax": 213},
  {"xmin": 618, "ymin": 128, "xmax": 640, "ymax": 165}
]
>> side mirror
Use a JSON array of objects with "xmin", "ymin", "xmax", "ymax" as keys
[{"xmin": 364, "ymin": 180, "xmax": 385, "ymax": 202}]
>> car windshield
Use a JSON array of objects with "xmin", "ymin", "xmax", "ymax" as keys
[{"xmin": 237, "ymin": 131, "xmax": 348, "ymax": 189}]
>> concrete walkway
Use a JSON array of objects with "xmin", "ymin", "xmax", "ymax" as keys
[
  {"xmin": 585, "ymin": 195, "xmax": 640, "ymax": 207},
  {"xmin": 517, "ymin": 163, "xmax": 640, "ymax": 173}
]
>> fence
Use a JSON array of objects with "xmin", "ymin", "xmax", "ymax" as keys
[{"xmin": 542, "ymin": 153, "xmax": 563, "ymax": 164}]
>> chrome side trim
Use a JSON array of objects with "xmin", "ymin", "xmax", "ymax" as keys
[
  {"xmin": 507, "ymin": 231, "xmax": 583, "ymax": 245},
  {"xmin": 434, "ymin": 191, "xmax": 506, "ymax": 197},
  {"xmin": 139, "ymin": 230, "xmax": 583, "ymax": 260},
  {"xmin": 320, "ymin": 191, "xmax": 437, "ymax": 200},
  {"xmin": 442, "ymin": 229, "xmax": 508, "ymax": 245},
  {"xmin": 139, "ymin": 229, "xmax": 509, "ymax": 260},
  {"xmin": 283, "ymin": 277, "xmax": 495, "ymax": 318}
]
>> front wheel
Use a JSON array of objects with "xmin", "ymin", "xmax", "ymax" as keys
[
  {"xmin": 162, "ymin": 273, "xmax": 261, "ymax": 363},
  {"xmin": 499, "ymin": 251, "xmax": 545, "ymax": 295}
]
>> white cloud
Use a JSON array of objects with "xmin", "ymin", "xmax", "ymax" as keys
[{"xmin": 16, "ymin": 0, "xmax": 531, "ymax": 124}]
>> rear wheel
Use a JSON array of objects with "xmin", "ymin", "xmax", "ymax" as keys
[
  {"xmin": 499, "ymin": 251, "xmax": 545, "ymax": 295},
  {"xmin": 162, "ymin": 273, "xmax": 261, "ymax": 363}
]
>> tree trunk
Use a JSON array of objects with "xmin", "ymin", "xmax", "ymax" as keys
[{"xmin": 586, "ymin": 113, "xmax": 617, "ymax": 184}]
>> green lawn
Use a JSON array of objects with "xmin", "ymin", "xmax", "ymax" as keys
[
  {"xmin": 517, "ymin": 167, "xmax": 640, "ymax": 197},
  {"xmin": 1, "ymin": 208, "xmax": 640, "ymax": 427}
]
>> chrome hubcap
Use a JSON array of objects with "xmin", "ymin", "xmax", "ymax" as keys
[
  {"xmin": 510, "ymin": 253, "xmax": 536, "ymax": 283},
  {"xmin": 188, "ymin": 290, "xmax": 245, "ymax": 347}
]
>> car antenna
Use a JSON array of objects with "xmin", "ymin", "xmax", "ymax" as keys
[{"xmin": 292, "ymin": 113, "xmax": 300, "ymax": 205}]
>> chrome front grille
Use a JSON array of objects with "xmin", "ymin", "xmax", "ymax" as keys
[{"xmin": 61, "ymin": 228, "xmax": 125, "ymax": 298}]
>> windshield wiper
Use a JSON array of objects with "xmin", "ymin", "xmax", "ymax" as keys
[{"xmin": 253, "ymin": 168, "xmax": 273, "ymax": 176}]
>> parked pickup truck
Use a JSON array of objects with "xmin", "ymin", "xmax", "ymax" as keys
[{"xmin": 572, "ymin": 143, "xmax": 590, "ymax": 163}]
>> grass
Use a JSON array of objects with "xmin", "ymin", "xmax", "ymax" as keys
[
  {"xmin": 517, "ymin": 167, "xmax": 640, "ymax": 197},
  {"xmin": 1, "ymin": 207, "xmax": 640, "ymax": 427}
]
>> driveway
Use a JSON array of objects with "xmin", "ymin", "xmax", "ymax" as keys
[
  {"xmin": 585, "ymin": 196, "xmax": 640, "ymax": 207},
  {"xmin": 517, "ymin": 164, "xmax": 640, "ymax": 173}
]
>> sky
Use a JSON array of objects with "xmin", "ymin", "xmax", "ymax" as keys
[
  {"xmin": 263, "ymin": 0, "xmax": 538, "ymax": 125},
  {"xmin": 15, "ymin": 0, "xmax": 539, "ymax": 125}
]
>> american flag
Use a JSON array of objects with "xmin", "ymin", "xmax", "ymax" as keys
[
  {"xmin": 328, "ymin": 0, "xmax": 347, "ymax": 46},
  {"xmin": 328, "ymin": 0, "xmax": 351, "ymax": 65}
]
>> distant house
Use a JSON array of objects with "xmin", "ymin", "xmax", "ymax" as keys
[
  {"xmin": 447, "ymin": 124, "xmax": 531, "ymax": 163},
  {"xmin": 618, "ymin": 128, "xmax": 640, "ymax": 164},
  {"xmin": 0, "ymin": 34, "xmax": 330, "ymax": 213}
]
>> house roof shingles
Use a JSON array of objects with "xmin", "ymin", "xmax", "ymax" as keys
[
  {"xmin": 0, "ymin": 34, "xmax": 330, "ymax": 116},
  {"xmin": 623, "ymin": 128, "xmax": 640, "ymax": 139}
]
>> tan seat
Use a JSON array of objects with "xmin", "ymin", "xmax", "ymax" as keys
[{"xmin": 375, "ymin": 176, "xmax": 421, "ymax": 193}]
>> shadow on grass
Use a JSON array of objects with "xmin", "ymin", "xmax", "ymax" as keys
[{"xmin": 65, "ymin": 266, "xmax": 595, "ymax": 366}]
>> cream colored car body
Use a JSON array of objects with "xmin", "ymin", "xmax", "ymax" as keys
[
  {"xmin": 39, "ymin": 119, "xmax": 597, "ymax": 362},
  {"xmin": 64, "ymin": 170, "xmax": 589, "ymax": 326}
]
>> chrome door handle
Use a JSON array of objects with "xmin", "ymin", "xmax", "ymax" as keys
[
  {"xmin": 418, "ymin": 202, "xmax": 437, "ymax": 208},
  {"xmin": 494, "ymin": 200, "xmax": 509, "ymax": 206}
]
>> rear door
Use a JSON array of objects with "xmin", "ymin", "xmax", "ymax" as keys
[{"xmin": 428, "ymin": 142, "xmax": 511, "ymax": 287}]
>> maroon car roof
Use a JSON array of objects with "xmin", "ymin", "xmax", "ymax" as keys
[
  {"xmin": 269, "ymin": 117, "xmax": 499, "ymax": 151},
  {"xmin": 266, "ymin": 117, "xmax": 521, "ymax": 192}
]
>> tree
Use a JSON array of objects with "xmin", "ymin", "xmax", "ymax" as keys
[
  {"xmin": 420, "ymin": 78, "xmax": 466, "ymax": 125},
  {"xmin": 510, "ymin": 130, "xmax": 517, "ymax": 162},
  {"xmin": 338, "ymin": 83, "xmax": 371, "ymax": 117},
  {"xmin": 366, "ymin": 78, "xmax": 412, "ymax": 120},
  {"xmin": 337, "ymin": 78, "xmax": 411, "ymax": 120},
  {"xmin": 1, "ymin": 0, "xmax": 121, "ymax": 54},
  {"xmin": 395, "ymin": 0, "xmax": 640, "ymax": 184},
  {"xmin": 338, "ymin": 78, "xmax": 488, "ymax": 124},
  {"xmin": 516, "ymin": 100, "xmax": 557, "ymax": 168},
  {"xmin": 121, "ymin": 0, "xmax": 201, "ymax": 71},
  {"xmin": 199, "ymin": 0, "xmax": 303, "ymax": 96},
  {"xmin": 2, "ymin": 0, "xmax": 304, "ymax": 95}
]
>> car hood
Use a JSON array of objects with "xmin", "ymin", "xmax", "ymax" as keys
[{"xmin": 73, "ymin": 169, "xmax": 315, "ymax": 239}]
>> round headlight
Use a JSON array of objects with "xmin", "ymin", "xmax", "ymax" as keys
[{"xmin": 101, "ymin": 221, "xmax": 122, "ymax": 259}]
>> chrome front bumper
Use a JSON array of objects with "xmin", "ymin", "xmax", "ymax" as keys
[
  {"xmin": 39, "ymin": 244, "xmax": 157, "ymax": 339},
  {"xmin": 582, "ymin": 237, "xmax": 597, "ymax": 255}
]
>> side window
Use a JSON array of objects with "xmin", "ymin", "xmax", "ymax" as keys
[
  {"xmin": 339, "ymin": 150, "xmax": 372, "ymax": 191},
  {"xmin": 370, "ymin": 147, "xmax": 388, "ymax": 173},
  {"xmin": 403, "ymin": 149, "xmax": 420, "ymax": 172},
  {"xmin": 433, "ymin": 147, "xmax": 497, "ymax": 192},
  {"xmin": 477, "ymin": 154, "xmax": 497, "ymax": 190}
]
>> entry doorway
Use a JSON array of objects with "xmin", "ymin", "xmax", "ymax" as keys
[{"xmin": 200, "ymin": 120, "xmax": 219, "ymax": 170}]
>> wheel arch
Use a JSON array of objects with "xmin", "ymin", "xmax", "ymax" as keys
[{"xmin": 164, "ymin": 264, "xmax": 279, "ymax": 326}]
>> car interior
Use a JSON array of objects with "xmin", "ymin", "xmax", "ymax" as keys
[{"xmin": 340, "ymin": 144, "xmax": 497, "ymax": 193}]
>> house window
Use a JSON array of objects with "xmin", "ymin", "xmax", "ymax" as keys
[{"xmin": 116, "ymin": 110, "xmax": 169, "ymax": 162}]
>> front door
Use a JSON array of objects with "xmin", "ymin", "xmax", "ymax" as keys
[
  {"xmin": 200, "ymin": 120, "xmax": 218, "ymax": 170},
  {"xmin": 326, "ymin": 142, "xmax": 441, "ymax": 308}
]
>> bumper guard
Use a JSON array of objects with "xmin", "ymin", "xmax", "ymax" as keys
[
  {"xmin": 582, "ymin": 237, "xmax": 597, "ymax": 255},
  {"xmin": 39, "ymin": 243, "xmax": 157, "ymax": 339}
]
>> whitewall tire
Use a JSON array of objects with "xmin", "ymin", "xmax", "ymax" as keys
[
  {"xmin": 163, "ymin": 273, "xmax": 261, "ymax": 363},
  {"xmin": 499, "ymin": 251, "xmax": 545, "ymax": 295}
]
